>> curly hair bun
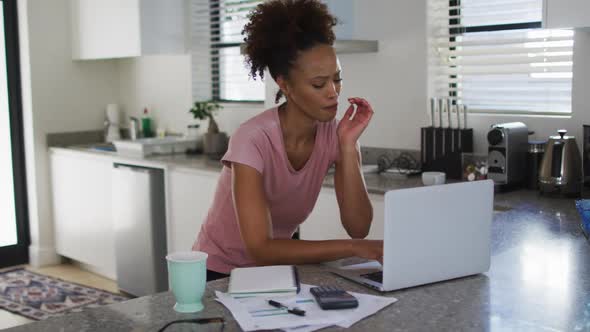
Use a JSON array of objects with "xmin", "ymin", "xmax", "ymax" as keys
[{"xmin": 242, "ymin": 0, "xmax": 337, "ymax": 82}]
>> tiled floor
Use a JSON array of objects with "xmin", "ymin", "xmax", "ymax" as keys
[{"xmin": 0, "ymin": 263, "xmax": 119, "ymax": 330}]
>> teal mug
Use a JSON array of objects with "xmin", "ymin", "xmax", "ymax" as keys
[{"xmin": 166, "ymin": 251, "xmax": 208, "ymax": 313}]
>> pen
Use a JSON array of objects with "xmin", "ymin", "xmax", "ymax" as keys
[{"xmin": 268, "ymin": 300, "xmax": 306, "ymax": 316}]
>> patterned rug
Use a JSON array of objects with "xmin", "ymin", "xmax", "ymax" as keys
[{"xmin": 0, "ymin": 268, "xmax": 130, "ymax": 320}]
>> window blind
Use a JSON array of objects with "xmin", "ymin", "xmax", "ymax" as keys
[
  {"xmin": 191, "ymin": 0, "xmax": 265, "ymax": 102},
  {"xmin": 429, "ymin": 0, "xmax": 574, "ymax": 114}
]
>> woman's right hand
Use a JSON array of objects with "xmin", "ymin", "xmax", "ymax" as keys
[{"xmin": 352, "ymin": 239, "xmax": 384, "ymax": 263}]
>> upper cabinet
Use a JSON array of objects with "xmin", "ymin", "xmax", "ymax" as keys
[
  {"xmin": 70, "ymin": 0, "xmax": 187, "ymax": 60},
  {"xmin": 543, "ymin": 0, "xmax": 590, "ymax": 29}
]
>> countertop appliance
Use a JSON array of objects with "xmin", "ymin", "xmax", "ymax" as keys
[
  {"xmin": 486, "ymin": 122, "xmax": 528, "ymax": 186},
  {"xmin": 526, "ymin": 140, "xmax": 546, "ymax": 190},
  {"xmin": 112, "ymin": 163, "xmax": 168, "ymax": 296},
  {"xmin": 104, "ymin": 104, "xmax": 121, "ymax": 142},
  {"xmin": 113, "ymin": 136, "xmax": 198, "ymax": 157},
  {"xmin": 129, "ymin": 117, "xmax": 140, "ymax": 140},
  {"xmin": 539, "ymin": 129, "xmax": 582, "ymax": 196}
]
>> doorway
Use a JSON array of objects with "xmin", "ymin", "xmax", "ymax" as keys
[{"xmin": 0, "ymin": 0, "xmax": 29, "ymax": 268}]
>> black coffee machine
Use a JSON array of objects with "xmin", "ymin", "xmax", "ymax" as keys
[{"xmin": 486, "ymin": 122, "xmax": 528, "ymax": 187}]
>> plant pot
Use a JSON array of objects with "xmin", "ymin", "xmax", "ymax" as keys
[{"xmin": 203, "ymin": 132, "xmax": 228, "ymax": 159}]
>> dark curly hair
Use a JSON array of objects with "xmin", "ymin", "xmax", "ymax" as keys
[{"xmin": 242, "ymin": 0, "xmax": 338, "ymax": 103}]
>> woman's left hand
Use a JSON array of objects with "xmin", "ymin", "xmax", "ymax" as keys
[{"xmin": 337, "ymin": 97, "xmax": 374, "ymax": 148}]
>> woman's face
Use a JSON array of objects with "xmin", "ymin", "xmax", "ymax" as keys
[{"xmin": 278, "ymin": 44, "xmax": 342, "ymax": 122}]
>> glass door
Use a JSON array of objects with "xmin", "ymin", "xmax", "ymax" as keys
[{"xmin": 0, "ymin": 0, "xmax": 30, "ymax": 268}]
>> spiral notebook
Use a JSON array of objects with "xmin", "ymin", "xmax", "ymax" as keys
[{"xmin": 228, "ymin": 265, "xmax": 301, "ymax": 297}]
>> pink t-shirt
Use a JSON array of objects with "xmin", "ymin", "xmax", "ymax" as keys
[{"xmin": 193, "ymin": 106, "xmax": 340, "ymax": 273}]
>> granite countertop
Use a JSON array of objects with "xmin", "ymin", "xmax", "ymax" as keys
[{"xmin": 7, "ymin": 190, "xmax": 590, "ymax": 331}]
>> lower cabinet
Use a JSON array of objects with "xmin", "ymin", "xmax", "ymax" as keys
[
  {"xmin": 167, "ymin": 168, "xmax": 220, "ymax": 253},
  {"xmin": 50, "ymin": 151, "xmax": 117, "ymax": 279},
  {"xmin": 50, "ymin": 149, "xmax": 382, "ymax": 279},
  {"xmin": 300, "ymin": 187, "xmax": 384, "ymax": 241}
]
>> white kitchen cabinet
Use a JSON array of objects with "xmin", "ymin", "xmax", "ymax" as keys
[
  {"xmin": 300, "ymin": 187, "xmax": 384, "ymax": 241},
  {"xmin": 543, "ymin": 0, "xmax": 590, "ymax": 29},
  {"xmin": 50, "ymin": 151, "xmax": 116, "ymax": 279},
  {"xmin": 70, "ymin": 0, "xmax": 187, "ymax": 60},
  {"xmin": 167, "ymin": 168, "xmax": 220, "ymax": 253}
]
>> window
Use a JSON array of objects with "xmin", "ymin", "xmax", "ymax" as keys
[
  {"xmin": 191, "ymin": 0, "xmax": 265, "ymax": 103},
  {"xmin": 429, "ymin": 0, "xmax": 575, "ymax": 114}
]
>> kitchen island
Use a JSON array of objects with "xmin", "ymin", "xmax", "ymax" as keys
[{"xmin": 5, "ymin": 189, "xmax": 590, "ymax": 331}]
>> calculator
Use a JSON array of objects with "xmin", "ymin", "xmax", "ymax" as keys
[{"xmin": 310, "ymin": 286, "xmax": 359, "ymax": 310}]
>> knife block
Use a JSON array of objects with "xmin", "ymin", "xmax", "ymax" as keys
[{"xmin": 421, "ymin": 127, "xmax": 473, "ymax": 179}]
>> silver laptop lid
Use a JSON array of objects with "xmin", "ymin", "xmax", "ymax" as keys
[{"xmin": 382, "ymin": 180, "xmax": 494, "ymax": 291}]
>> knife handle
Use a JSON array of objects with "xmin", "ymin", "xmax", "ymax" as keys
[
  {"xmin": 462, "ymin": 105, "xmax": 468, "ymax": 129},
  {"xmin": 456, "ymin": 104, "xmax": 461, "ymax": 129},
  {"xmin": 430, "ymin": 98, "xmax": 436, "ymax": 127},
  {"xmin": 438, "ymin": 98, "xmax": 445, "ymax": 128},
  {"xmin": 446, "ymin": 99, "xmax": 452, "ymax": 128}
]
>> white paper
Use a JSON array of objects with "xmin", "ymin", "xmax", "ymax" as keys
[
  {"xmin": 282, "ymin": 323, "xmax": 333, "ymax": 332},
  {"xmin": 335, "ymin": 289, "xmax": 397, "ymax": 328},
  {"xmin": 215, "ymin": 284, "xmax": 397, "ymax": 332}
]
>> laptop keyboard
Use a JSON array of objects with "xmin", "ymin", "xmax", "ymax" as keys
[{"xmin": 361, "ymin": 271, "xmax": 383, "ymax": 283}]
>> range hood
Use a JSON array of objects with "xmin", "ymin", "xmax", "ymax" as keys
[
  {"xmin": 333, "ymin": 40, "xmax": 378, "ymax": 54},
  {"xmin": 240, "ymin": 40, "xmax": 378, "ymax": 55}
]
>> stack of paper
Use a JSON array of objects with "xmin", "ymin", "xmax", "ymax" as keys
[{"xmin": 215, "ymin": 284, "xmax": 397, "ymax": 331}]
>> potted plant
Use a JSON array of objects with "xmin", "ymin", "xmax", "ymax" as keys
[{"xmin": 189, "ymin": 101, "xmax": 228, "ymax": 158}]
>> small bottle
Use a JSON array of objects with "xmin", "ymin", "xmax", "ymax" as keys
[
  {"xmin": 142, "ymin": 108, "xmax": 153, "ymax": 138},
  {"xmin": 156, "ymin": 126, "xmax": 166, "ymax": 138}
]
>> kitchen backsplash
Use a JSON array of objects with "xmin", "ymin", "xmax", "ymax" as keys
[
  {"xmin": 47, "ymin": 130, "xmax": 420, "ymax": 171},
  {"xmin": 47, "ymin": 130, "xmax": 106, "ymax": 147},
  {"xmin": 361, "ymin": 146, "xmax": 421, "ymax": 168}
]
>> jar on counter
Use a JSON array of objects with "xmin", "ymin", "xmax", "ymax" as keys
[
  {"xmin": 186, "ymin": 124, "xmax": 200, "ymax": 138},
  {"xmin": 527, "ymin": 140, "xmax": 546, "ymax": 190}
]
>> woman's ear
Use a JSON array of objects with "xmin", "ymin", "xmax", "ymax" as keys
[{"xmin": 276, "ymin": 75, "xmax": 289, "ymax": 98}]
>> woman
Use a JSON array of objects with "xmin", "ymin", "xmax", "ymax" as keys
[{"xmin": 193, "ymin": 0, "xmax": 383, "ymax": 281}]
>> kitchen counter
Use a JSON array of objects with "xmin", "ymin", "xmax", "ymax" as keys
[
  {"xmin": 7, "ymin": 190, "xmax": 590, "ymax": 331},
  {"xmin": 50, "ymin": 146, "xmax": 224, "ymax": 173},
  {"xmin": 323, "ymin": 171, "xmax": 425, "ymax": 194},
  {"xmin": 50, "ymin": 146, "xmax": 424, "ymax": 193}
]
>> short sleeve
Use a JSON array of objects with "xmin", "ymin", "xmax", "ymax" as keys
[{"xmin": 221, "ymin": 125, "xmax": 265, "ymax": 174}]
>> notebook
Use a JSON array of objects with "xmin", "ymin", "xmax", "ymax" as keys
[{"xmin": 228, "ymin": 265, "xmax": 301, "ymax": 297}]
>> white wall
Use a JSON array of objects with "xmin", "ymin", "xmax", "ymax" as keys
[
  {"xmin": 116, "ymin": 2, "xmax": 428, "ymax": 148},
  {"xmin": 337, "ymin": 1, "xmax": 428, "ymax": 150},
  {"xmin": 18, "ymin": 0, "xmax": 120, "ymax": 266},
  {"xmin": 266, "ymin": 2, "xmax": 590, "ymax": 154},
  {"xmin": 124, "ymin": 1, "xmax": 590, "ymax": 155},
  {"xmin": 262, "ymin": 1, "xmax": 429, "ymax": 151},
  {"xmin": 117, "ymin": 55, "xmax": 264, "ymax": 137},
  {"xmin": 118, "ymin": 55, "xmax": 193, "ymax": 134}
]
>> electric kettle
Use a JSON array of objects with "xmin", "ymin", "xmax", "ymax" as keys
[{"xmin": 538, "ymin": 129, "xmax": 582, "ymax": 196}]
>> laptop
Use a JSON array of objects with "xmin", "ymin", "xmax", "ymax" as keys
[{"xmin": 333, "ymin": 180, "xmax": 494, "ymax": 292}]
